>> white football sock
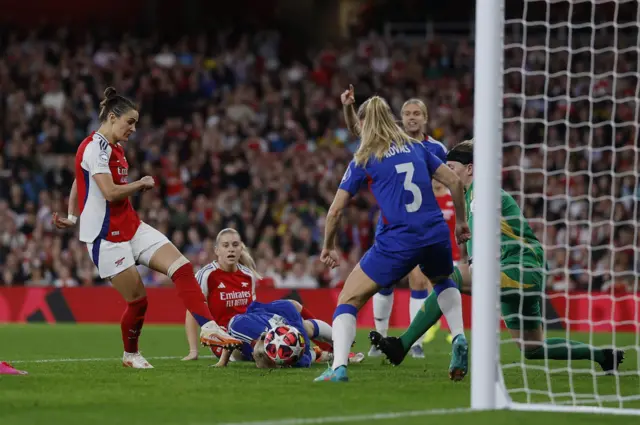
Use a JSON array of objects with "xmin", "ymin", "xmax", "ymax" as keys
[
  {"xmin": 409, "ymin": 294, "xmax": 427, "ymax": 347},
  {"xmin": 372, "ymin": 292, "xmax": 394, "ymax": 337},
  {"xmin": 331, "ymin": 313, "xmax": 357, "ymax": 370},
  {"xmin": 310, "ymin": 319, "xmax": 333, "ymax": 343},
  {"xmin": 436, "ymin": 287, "xmax": 465, "ymax": 339}
]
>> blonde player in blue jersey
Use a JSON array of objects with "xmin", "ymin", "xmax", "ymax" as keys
[
  {"xmin": 342, "ymin": 86, "xmax": 450, "ymax": 358},
  {"xmin": 315, "ymin": 96, "xmax": 471, "ymax": 383}
]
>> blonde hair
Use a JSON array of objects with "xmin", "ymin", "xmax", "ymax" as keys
[
  {"xmin": 354, "ymin": 96, "xmax": 418, "ymax": 166},
  {"xmin": 400, "ymin": 98, "xmax": 428, "ymax": 122},
  {"xmin": 450, "ymin": 139, "xmax": 474, "ymax": 154},
  {"xmin": 216, "ymin": 228, "xmax": 262, "ymax": 279}
]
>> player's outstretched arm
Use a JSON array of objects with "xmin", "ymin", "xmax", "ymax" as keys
[
  {"xmin": 182, "ymin": 312, "xmax": 200, "ymax": 361},
  {"xmin": 321, "ymin": 189, "xmax": 351, "ymax": 268},
  {"xmin": 432, "ymin": 164, "xmax": 470, "ymax": 244},
  {"xmin": 341, "ymin": 84, "xmax": 360, "ymax": 137},
  {"xmin": 68, "ymin": 179, "xmax": 78, "ymax": 217},
  {"xmin": 213, "ymin": 349, "xmax": 232, "ymax": 368},
  {"xmin": 53, "ymin": 179, "xmax": 79, "ymax": 229},
  {"xmin": 93, "ymin": 173, "xmax": 155, "ymax": 202}
]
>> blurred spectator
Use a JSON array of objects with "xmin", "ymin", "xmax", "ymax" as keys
[{"xmin": 0, "ymin": 24, "xmax": 637, "ymax": 296}]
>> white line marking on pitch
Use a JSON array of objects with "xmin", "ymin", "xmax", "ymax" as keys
[
  {"xmin": 213, "ymin": 408, "xmax": 475, "ymax": 425},
  {"xmin": 9, "ymin": 356, "xmax": 182, "ymax": 364}
]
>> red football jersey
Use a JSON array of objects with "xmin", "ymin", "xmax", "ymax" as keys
[
  {"xmin": 75, "ymin": 131, "xmax": 141, "ymax": 243},
  {"xmin": 436, "ymin": 191, "xmax": 460, "ymax": 261},
  {"xmin": 195, "ymin": 261, "xmax": 256, "ymax": 328}
]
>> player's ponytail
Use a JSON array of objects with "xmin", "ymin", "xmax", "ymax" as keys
[
  {"xmin": 99, "ymin": 87, "xmax": 137, "ymax": 122},
  {"xmin": 354, "ymin": 96, "xmax": 418, "ymax": 166},
  {"xmin": 239, "ymin": 244, "xmax": 262, "ymax": 280}
]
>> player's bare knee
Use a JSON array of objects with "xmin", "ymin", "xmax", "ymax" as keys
[
  {"xmin": 167, "ymin": 256, "xmax": 190, "ymax": 278},
  {"xmin": 303, "ymin": 320, "xmax": 315, "ymax": 336},
  {"xmin": 408, "ymin": 267, "xmax": 430, "ymax": 290},
  {"xmin": 408, "ymin": 276, "xmax": 430, "ymax": 290},
  {"xmin": 130, "ymin": 291, "xmax": 147, "ymax": 303},
  {"xmin": 337, "ymin": 291, "xmax": 367, "ymax": 309},
  {"xmin": 287, "ymin": 300, "xmax": 303, "ymax": 312},
  {"xmin": 110, "ymin": 267, "xmax": 146, "ymax": 302}
]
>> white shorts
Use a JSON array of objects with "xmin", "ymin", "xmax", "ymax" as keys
[{"xmin": 86, "ymin": 222, "xmax": 170, "ymax": 279}]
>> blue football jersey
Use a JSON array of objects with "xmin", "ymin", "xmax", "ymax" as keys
[
  {"xmin": 424, "ymin": 136, "xmax": 447, "ymax": 163},
  {"xmin": 227, "ymin": 301, "xmax": 313, "ymax": 368},
  {"xmin": 339, "ymin": 142, "xmax": 450, "ymax": 251}
]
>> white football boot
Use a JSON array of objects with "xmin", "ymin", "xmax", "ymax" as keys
[
  {"xmin": 122, "ymin": 352, "xmax": 154, "ymax": 369},
  {"xmin": 368, "ymin": 345, "xmax": 383, "ymax": 357},
  {"xmin": 200, "ymin": 321, "xmax": 242, "ymax": 348}
]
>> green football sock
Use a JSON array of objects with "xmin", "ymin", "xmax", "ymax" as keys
[
  {"xmin": 450, "ymin": 266, "xmax": 464, "ymax": 288},
  {"xmin": 398, "ymin": 267, "xmax": 464, "ymax": 350},
  {"xmin": 399, "ymin": 290, "xmax": 442, "ymax": 351},
  {"xmin": 525, "ymin": 338, "xmax": 605, "ymax": 364},
  {"xmin": 400, "ymin": 267, "xmax": 462, "ymax": 350}
]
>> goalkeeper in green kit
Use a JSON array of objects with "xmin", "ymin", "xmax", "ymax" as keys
[{"xmin": 370, "ymin": 139, "xmax": 624, "ymax": 373}]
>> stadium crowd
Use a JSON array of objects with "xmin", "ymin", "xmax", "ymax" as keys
[{"xmin": 0, "ymin": 26, "xmax": 638, "ymax": 293}]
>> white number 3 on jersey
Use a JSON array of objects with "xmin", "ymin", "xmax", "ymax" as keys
[{"xmin": 395, "ymin": 162, "xmax": 423, "ymax": 213}]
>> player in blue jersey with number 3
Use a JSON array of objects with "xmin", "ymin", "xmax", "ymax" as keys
[{"xmin": 315, "ymin": 96, "xmax": 471, "ymax": 383}]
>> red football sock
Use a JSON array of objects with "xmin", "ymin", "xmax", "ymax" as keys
[
  {"xmin": 171, "ymin": 262, "xmax": 214, "ymax": 326},
  {"xmin": 314, "ymin": 340, "xmax": 333, "ymax": 353},
  {"xmin": 121, "ymin": 297, "xmax": 148, "ymax": 353},
  {"xmin": 300, "ymin": 306, "xmax": 316, "ymax": 320},
  {"xmin": 300, "ymin": 306, "xmax": 331, "ymax": 351}
]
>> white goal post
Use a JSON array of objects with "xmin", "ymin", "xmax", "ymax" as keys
[{"xmin": 473, "ymin": 0, "xmax": 640, "ymax": 415}]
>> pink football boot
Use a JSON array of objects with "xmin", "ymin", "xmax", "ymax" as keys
[{"xmin": 0, "ymin": 361, "xmax": 28, "ymax": 375}]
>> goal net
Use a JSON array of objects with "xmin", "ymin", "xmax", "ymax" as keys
[{"xmin": 473, "ymin": 0, "xmax": 640, "ymax": 414}]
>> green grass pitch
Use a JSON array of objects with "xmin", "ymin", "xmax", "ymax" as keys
[{"xmin": 0, "ymin": 324, "xmax": 638, "ymax": 425}]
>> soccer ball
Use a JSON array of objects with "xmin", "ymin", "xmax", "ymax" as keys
[{"xmin": 263, "ymin": 325, "xmax": 305, "ymax": 366}]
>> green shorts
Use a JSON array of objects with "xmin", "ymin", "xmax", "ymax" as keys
[{"xmin": 499, "ymin": 263, "xmax": 545, "ymax": 330}]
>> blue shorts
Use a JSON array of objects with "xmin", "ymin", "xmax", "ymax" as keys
[{"xmin": 360, "ymin": 240, "xmax": 454, "ymax": 288}]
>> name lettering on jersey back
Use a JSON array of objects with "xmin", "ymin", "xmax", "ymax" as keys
[{"xmin": 384, "ymin": 145, "xmax": 411, "ymax": 158}]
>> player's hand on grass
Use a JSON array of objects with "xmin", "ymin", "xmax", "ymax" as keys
[
  {"xmin": 212, "ymin": 348, "xmax": 231, "ymax": 368},
  {"xmin": 52, "ymin": 212, "xmax": 76, "ymax": 229},
  {"xmin": 182, "ymin": 350, "xmax": 198, "ymax": 361},
  {"xmin": 455, "ymin": 222, "xmax": 471, "ymax": 245},
  {"xmin": 340, "ymin": 84, "xmax": 355, "ymax": 105},
  {"xmin": 320, "ymin": 248, "xmax": 340, "ymax": 269}
]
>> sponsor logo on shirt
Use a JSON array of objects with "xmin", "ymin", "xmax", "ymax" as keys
[{"xmin": 220, "ymin": 291, "xmax": 252, "ymax": 300}]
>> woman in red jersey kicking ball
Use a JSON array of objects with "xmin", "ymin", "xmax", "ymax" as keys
[{"xmin": 53, "ymin": 87, "xmax": 240, "ymax": 369}]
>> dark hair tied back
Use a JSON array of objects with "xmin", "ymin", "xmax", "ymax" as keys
[
  {"xmin": 98, "ymin": 86, "xmax": 137, "ymax": 122},
  {"xmin": 104, "ymin": 87, "xmax": 117, "ymax": 100}
]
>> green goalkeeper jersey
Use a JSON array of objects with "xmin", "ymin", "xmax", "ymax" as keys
[{"xmin": 465, "ymin": 182, "xmax": 544, "ymax": 268}]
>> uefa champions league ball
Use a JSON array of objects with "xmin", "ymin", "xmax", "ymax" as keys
[{"xmin": 263, "ymin": 325, "xmax": 305, "ymax": 366}]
